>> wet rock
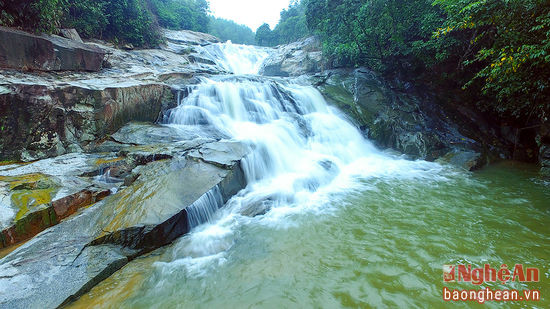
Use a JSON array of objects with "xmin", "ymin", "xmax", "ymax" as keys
[
  {"xmin": 540, "ymin": 148, "xmax": 550, "ymax": 177},
  {"xmin": 111, "ymin": 122, "xmax": 188, "ymax": 145},
  {"xmin": 0, "ymin": 83, "xmax": 175, "ymax": 161},
  {"xmin": 313, "ymin": 68, "xmax": 504, "ymax": 161},
  {"xmin": 437, "ymin": 150, "xmax": 486, "ymax": 171},
  {"xmin": 260, "ymin": 37, "xmax": 323, "ymax": 77},
  {"xmin": 239, "ymin": 198, "xmax": 274, "ymax": 217},
  {"xmin": 0, "ymin": 140, "xmax": 249, "ymax": 308},
  {"xmin": 58, "ymin": 29, "xmax": 84, "ymax": 43},
  {"xmin": 0, "ymin": 168, "xmax": 112, "ymax": 249},
  {"xmin": 187, "ymin": 141, "xmax": 250, "ymax": 169},
  {"xmin": 0, "ymin": 203, "xmax": 130, "ymax": 309},
  {"xmin": 537, "ymin": 121, "xmax": 550, "ymax": 177},
  {"xmin": 0, "ymin": 153, "xmax": 119, "ymax": 248},
  {"xmin": 0, "ymin": 26, "xmax": 105, "ymax": 72},
  {"xmin": 164, "ymin": 29, "xmax": 220, "ymax": 46}
]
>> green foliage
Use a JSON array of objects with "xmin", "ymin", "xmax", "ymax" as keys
[
  {"xmin": 0, "ymin": 0, "xmax": 65, "ymax": 33},
  {"xmin": 1, "ymin": 0, "xmax": 211, "ymax": 47},
  {"xmin": 149, "ymin": 0, "xmax": 209, "ymax": 33},
  {"xmin": 434, "ymin": 0, "xmax": 550, "ymax": 119},
  {"xmin": 256, "ymin": 0, "xmax": 310, "ymax": 47},
  {"xmin": 255, "ymin": 23, "xmax": 276, "ymax": 46},
  {"xmin": 305, "ymin": 0, "xmax": 443, "ymax": 71},
  {"xmin": 102, "ymin": 0, "xmax": 162, "ymax": 47},
  {"xmin": 62, "ymin": 0, "xmax": 108, "ymax": 38},
  {"xmin": 273, "ymin": 1, "xmax": 309, "ymax": 45},
  {"xmin": 62, "ymin": 0, "xmax": 163, "ymax": 47},
  {"xmin": 208, "ymin": 17, "xmax": 255, "ymax": 45},
  {"xmin": 304, "ymin": 0, "xmax": 550, "ymax": 122}
]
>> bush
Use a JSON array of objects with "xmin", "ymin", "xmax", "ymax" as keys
[
  {"xmin": 149, "ymin": 0, "xmax": 209, "ymax": 33},
  {"xmin": 0, "ymin": 0, "xmax": 65, "ymax": 33},
  {"xmin": 1, "ymin": 0, "xmax": 211, "ymax": 47}
]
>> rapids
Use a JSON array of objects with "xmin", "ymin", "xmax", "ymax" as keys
[{"xmin": 69, "ymin": 41, "xmax": 550, "ymax": 308}]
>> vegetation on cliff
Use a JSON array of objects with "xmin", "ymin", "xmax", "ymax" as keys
[
  {"xmin": 255, "ymin": 0, "xmax": 310, "ymax": 46},
  {"xmin": 302, "ymin": 0, "xmax": 550, "ymax": 123},
  {"xmin": 208, "ymin": 17, "xmax": 255, "ymax": 45},
  {"xmin": 0, "ymin": 0, "xmax": 209, "ymax": 47}
]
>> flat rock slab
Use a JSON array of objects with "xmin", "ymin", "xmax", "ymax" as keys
[
  {"xmin": 111, "ymin": 122, "xmax": 226, "ymax": 145},
  {"xmin": 0, "ymin": 202, "xmax": 128, "ymax": 309},
  {"xmin": 0, "ymin": 140, "xmax": 249, "ymax": 308},
  {"xmin": 0, "ymin": 26, "xmax": 105, "ymax": 72}
]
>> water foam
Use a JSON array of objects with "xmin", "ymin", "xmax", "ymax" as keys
[{"xmin": 160, "ymin": 42, "xmax": 446, "ymax": 272}]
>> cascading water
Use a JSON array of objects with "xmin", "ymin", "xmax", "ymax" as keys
[
  {"xmin": 197, "ymin": 42, "xmax": 271, "ymax": 75},
  {"xmin": 163, "ymin": 43, "xmax": 444, "ymax": 255},
  {"xmin": 69, "ymin": 40, "xmax": 550, "ymax": 309},
  {"xmin": 186, "ymin": 186, "xmax": 225, "ymax": 229}
]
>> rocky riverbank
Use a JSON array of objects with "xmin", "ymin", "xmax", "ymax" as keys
[
  {"xmin": 0, "ymin": 27, "xmax": 251, "ymax": 308},
  {"xmin": 0, "ymin": 123, "xmax": 248, "ymax": 308},
  {"xmin": 260, "ymin": 37, "xmax": 546, "ymax": 172},
  {"xmin": 0, "ymin": 26, "xmax": 547, "ymax": 308}
]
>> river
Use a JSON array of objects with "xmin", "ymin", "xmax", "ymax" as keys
[{"xmin": 70, "ymin": 42, "xmax": 550, "ymax": 308}]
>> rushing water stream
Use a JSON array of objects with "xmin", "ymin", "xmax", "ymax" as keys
[{"xmin": 70, "ymin": 42, "xmax": 550, "ymax": 308}]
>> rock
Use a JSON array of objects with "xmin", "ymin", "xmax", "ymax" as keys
[
  {"xmin": 0, "ymin": 186, "xmax": 111, "ymax": 249},
  {"xmin": 536, "ymin": 121, "xmax": 550, "ymax": 177},
  {"xmin": 58, "ymin": 29, "xmax": 84, "ymax": 43},
  {"xmin": 0, "ymin": 26, "xmax": 105, "ymax": 72},
  {"xmin": 0, "ymin": 204, "xmax": 130, "ymax": 309},
  {"xmin": 0, "ymin": 154, "xmax": 118, "ymax": 248},
  {"xmin": 437, "ymin": 150, "xmax": 486, "ymax": 171},
  {"xmin": 164, "ymin": 29, "xmax": 220, "ymax": 46},
  {"xmin": 260, "ymin": 37, "xmax": 323, "ymax": 77},
  {"xmin": 0, "ymin": 83, "xmax": 176, "ymax": 161},
  {"xmin": 0, "ymin": 140, "xmax": 249, "ymax": 308},
  {"xmin": 122, "ymin": 43, "xmax": 134, "ymax": 50},
  {"xmin": 110, "ymin": 122, "xmax": 193, "ymax": 145},
  {"xmin": 313, "ymin": 68, "xmax": 506, "ymax": 161},
  {"xmin": 187, "ymin": 141, "xmax": 251, "ymax": 169}
]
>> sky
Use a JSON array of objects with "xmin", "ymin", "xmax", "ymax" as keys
[{"xmin": 208, "ymin": 0, "xmax": 292, "ymax": 31}]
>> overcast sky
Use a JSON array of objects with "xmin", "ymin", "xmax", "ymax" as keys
[{"xmin": 208, "ymin": 0, "xmax": 292, "ymax": 31}]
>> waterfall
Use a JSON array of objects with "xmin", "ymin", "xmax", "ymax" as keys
[
  {"xmin": 198, "ymin": 42, "xmax": 271, "ymax": 75},
  {"xmin": 164, "ymin": 42, "xmax": 395, "ymax": 228},
  {"xmin": 186, "ymin": 186, "xmax": 225, "ymax": 229}
]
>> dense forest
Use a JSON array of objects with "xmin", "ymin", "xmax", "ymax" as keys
[
  {"xmin": 258, "ymin": 0, "xmax": 549, "ymax": 127},
  {"xmin": 255, "ymin": 0, "xmax": 309, "ymax": 46},
  {"xmin": 1, "ymin": 0, "xmax": 548, "ymax": 126},
  {"xmin": 208, "ymin": 17, "xmax": 255, "ymax": 45},
  {"xmin": 0, "ymin": 0, "xmax": 255, "ymax": 46}
]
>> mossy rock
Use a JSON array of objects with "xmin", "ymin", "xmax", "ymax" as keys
[{"xmin": 11, "ymin": 188, "xmax": 56, "ymax": 221}]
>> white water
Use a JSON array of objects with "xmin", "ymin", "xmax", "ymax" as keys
[
  {"xmin": 200, "ymin": 42, "xmax": 270, "ymax": 75},
  {"xmin": 162, "ymin": 43, "xmax": 446, "ymax": 273}
]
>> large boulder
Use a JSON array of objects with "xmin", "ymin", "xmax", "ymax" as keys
[
  {"xmin": 0, "ymin": 153, "xmax": 119, "ymax": 249},
  {"xmin": 0, "ymin": 122, "xmax": 250, "ymax": 308},
  {"xmin": 0, "ymin": 83, "xmax": 176, "ymax": 161},
  {"xmin": 260, "ymin": 37, "xmax": 323, "ymax": 77},
  {"xmin": 313, "ymin": 68, "xmax": 508, "ymax": 167},
  {"xmin": 58, "ymin": 29, "xmax": 84, "ymax": 43},
  {"xmin": 0, "ymin": 26, "xmax": 105, "ymax": 72},
  {"xmin": 164, "ymin": 29, "xmax": 220, "ymax": 46}
]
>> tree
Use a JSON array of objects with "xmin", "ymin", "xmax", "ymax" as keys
[
  {"xmin": 0, "ymin": 0, "xmax": 65, "ymax": 33},
  {"xmin": 256, "ymin": 23, "xmax": 277, "ymax": 46},
  {"xmin": 434, "ymin": 0, "xmax": 550, "ymax": 119},
  {"xmin": 272, "ymin": 1, "xmax": 309, "ymax": 44},
  {"xmin": 305, "ymin": 0, "xmax": 443, "ymax": 71},
  {"xmin": 208, "ymin": 17, "xmax": 255, "ymax": 45}
]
